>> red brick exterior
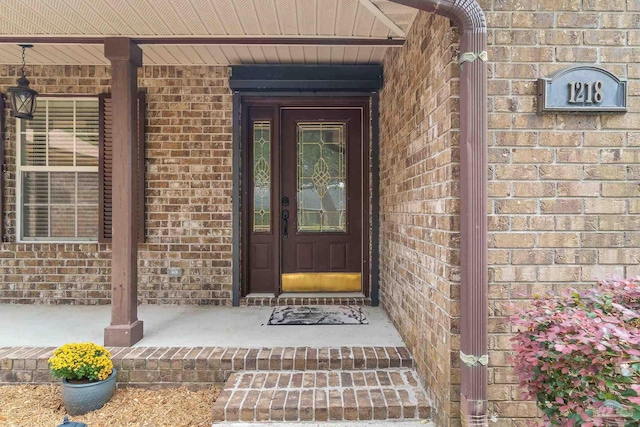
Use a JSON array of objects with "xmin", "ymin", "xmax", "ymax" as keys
[
  {"xmin": 380, "ymin": 4, "xmax": 640, "ymax": 427},
  {"xmin": 0, "ymin": 345, "xmax": 413, "ymax": 387},
  {"xmin": 2, "ymin": 2, "xmax": 640, "ymax": 425},
  {"xmin": 0, "ymin": 65, "xmax": 233, "ymax": 305},
  {"xmin": 486, "ymin": 1, "xmax": 640, "ymax": 425},
  {"xmin": 213, "ymin": 369, "xmax": 430, "ymax": 422},
  {"xmin": 380, "ymin": 11, "xmax": 461, "ymax": 427}
]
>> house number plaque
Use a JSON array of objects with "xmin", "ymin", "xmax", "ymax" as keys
[{"xmin": 538, "ymin": 66, "xmax": 627, "ymax": 114}]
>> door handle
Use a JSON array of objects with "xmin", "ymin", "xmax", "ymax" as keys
[{"xmin": 282, "ymin": 209, "xmax": 289, "ymax": 239}]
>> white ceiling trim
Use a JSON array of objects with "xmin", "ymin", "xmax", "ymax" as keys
[
  {"xmin": 0, "ymin": 0, "xmax": 418, "ymax": 65},
  {"xmin": 0, "ymin": 34, "xmax": 403, "ymax": 42},
  {"xmin": 358, "ymin": 0, "xmax": 405, "ymax": 38},
  {"xmin": 0, "ymin": 44, "xmax": 393, "ymax": 65},
  {"xmin": 0, "ymin": 0, "xmax": 416, "ymax": 37}
]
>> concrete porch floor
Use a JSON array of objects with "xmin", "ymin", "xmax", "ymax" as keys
[{"xmin": 0, "ymin": 305, "xmax": 405, "ymax": 348}]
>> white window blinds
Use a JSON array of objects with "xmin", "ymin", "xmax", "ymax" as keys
[{"xmin": 17, "ymin": 98, "xmax": 99, "ymax": 241}]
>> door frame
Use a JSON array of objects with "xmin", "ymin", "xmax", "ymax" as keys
[{"xmin": 232, "ymin": 92, "xmax": 379, "ymax": 305}]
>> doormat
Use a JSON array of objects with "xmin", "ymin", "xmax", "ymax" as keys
[{"xmin": 267, "ymin": 306, "xmax": 368, "ymax": 325}]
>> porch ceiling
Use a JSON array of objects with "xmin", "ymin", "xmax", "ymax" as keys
[{"xmin": 0, "ymin": 0, "xmax": 417, "ymax": 65}]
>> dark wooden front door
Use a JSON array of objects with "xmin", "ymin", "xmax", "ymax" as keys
[
  {"xmin": 280, "ymin": 108, "xmax": 363, "ymax": 292},
  {"xmin": 243, "ymin": 99, "xmax": 369, "ymax": 296}
]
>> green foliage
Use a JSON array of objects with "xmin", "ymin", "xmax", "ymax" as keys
[{"xmin": 510, "ymin": 278, "xmax": 640, "ymax": 426}]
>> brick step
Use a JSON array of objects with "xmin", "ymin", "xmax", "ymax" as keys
[
  {"xmin": 0, "ymin": 346, "xmax": 412, "ymax": 387},
  {"xmin": 223, "ymin": 347, "xmax": 413, "ymax": 372},
  {"xmin": 240, "ymin": 296, "xmax": 370, "ymax": 306},
  {"xmin": 212, "ymin": 369, "xmax": 431, "ymax": 423}
]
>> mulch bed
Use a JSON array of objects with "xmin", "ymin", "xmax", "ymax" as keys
[{"xmin": 0, "ymin": 384, "xmax": 219, "ymax": 426}]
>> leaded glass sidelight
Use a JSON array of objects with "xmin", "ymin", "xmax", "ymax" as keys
[
  {"xmin": 253, "ymin": 121, "xmax": 271, "ymax": 232},
  {"xmin": 297, "ymin": 122, "xmax": 347, "ymax": 232}
]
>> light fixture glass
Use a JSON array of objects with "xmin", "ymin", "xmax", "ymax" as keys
[{"xmin": 8, "ymin": 44, "xmax": 38, "ymax": 120}]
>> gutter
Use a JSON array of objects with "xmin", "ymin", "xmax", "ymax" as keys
[
  {"xmin": 0, "ymin": 36, "xmax": 404, "ymax": 46},
  {"xmin": 387, "ymin": 1, "xmax": 489, "ymax": 426}
]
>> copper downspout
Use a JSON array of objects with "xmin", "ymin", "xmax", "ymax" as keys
[{"xmin": 388, "ymin": 1, "xmax": 488, "ymax": 425}]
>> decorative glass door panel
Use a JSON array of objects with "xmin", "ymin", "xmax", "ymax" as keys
[
  {"xmin": 246, "ymin": 110, "xmax": 278, "ymax": 294},
  {"xmin": 296, "ymin": 122, "xmax": 347, "ymax": 233},
  {"xmin": 253, "ymin": 121, "xmax": 271, "ymax": 232}
]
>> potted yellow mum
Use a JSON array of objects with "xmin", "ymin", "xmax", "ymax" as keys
[{"xmin": 48, "ymin": 342, "xmax": 116, "ymax": 415}]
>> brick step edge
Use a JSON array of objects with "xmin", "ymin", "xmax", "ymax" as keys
[
  {"xmin": 212, "ymin": 369, "xmax": 431, "ymax": 423},
  {"xmin": 0, "ymin": 346, "xmax": 412, "ymax": 386},
  {"xmin": 240, "ymin": 297, "xmax": 371, "ymax": 306}
]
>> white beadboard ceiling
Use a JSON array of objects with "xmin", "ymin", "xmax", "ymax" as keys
[{"xmin": 0, "ymin": 0, "xmax": 417, "ymax": 65}]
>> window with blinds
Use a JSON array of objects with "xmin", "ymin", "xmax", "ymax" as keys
[{"xmin": 17, "ymin": 98, "xmax": 99, "ymax": 241}]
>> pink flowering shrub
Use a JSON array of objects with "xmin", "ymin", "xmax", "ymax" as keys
[{"xmin": 510, "ymin": 278, "xmax": 640, "ymax": 426}]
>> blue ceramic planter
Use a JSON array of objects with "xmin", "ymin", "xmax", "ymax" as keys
[{"xmin": 61, "ymin": 368, "xmax": 117, "ymax": 416}]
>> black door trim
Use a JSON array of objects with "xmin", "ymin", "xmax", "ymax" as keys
[
  {"xmin": 232, "ymin": 91, "xmax": 380, "ymax": 306},
  {"xmin": 229, "ymin": 65, "xmax": 383, "ymax": 92}
]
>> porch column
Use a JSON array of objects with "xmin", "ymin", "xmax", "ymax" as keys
[{"xmin": 104, "ymin": 37, "xmax": 143, "ymax": 347}]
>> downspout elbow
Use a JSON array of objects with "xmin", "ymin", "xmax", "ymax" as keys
[
  {"xmin": 448, "ymin": 0, "xmax": 487, "ymax": 34},
  {"xmin": 388, "ymin": 0, "xmax": 486, "ymax": 34}
]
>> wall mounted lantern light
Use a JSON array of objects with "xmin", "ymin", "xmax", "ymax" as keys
[{"xmin": 8, "ymin": 44, "xmax": 38, "ymax": 120}]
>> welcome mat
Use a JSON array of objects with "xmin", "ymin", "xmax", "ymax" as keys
[{"xmin": 267, "ymin": 306, "xmax": 368, "ymax": 325}]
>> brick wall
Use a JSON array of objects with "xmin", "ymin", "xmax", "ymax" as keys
[
  {"xmin": 1, "ymin": 3, "xmax": 639, "ymax": 424},
  {"xmin": 484, "ymin": 0, "xmax": 640, "ymax": 425},
  {"xmin": 0, "ymin": 65, "xmax": 233, "ymax": 305},
  {"xmin": 381, "ymin": 2, "xmax": 640, "ymax": 426},
  {"xmin": 379, "ymin": 11, "xmax": 460, "ymax": 427}
]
